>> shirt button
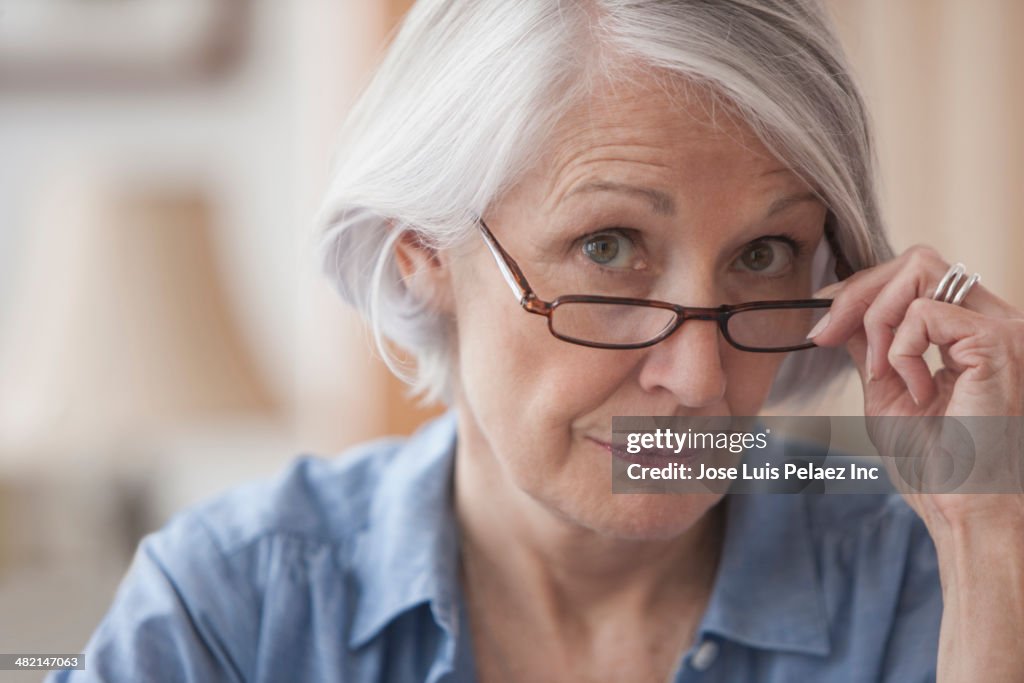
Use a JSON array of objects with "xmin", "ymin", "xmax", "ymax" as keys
[{"xmin": 691, "ymin": 639, "xmax": 719, "ymax": 671}]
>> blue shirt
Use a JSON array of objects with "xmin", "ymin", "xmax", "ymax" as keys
[{"xmin": 49, "ymin": 409, "xmax": 941, "ymax": 682}]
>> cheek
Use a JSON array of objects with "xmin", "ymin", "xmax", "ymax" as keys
[
  {"xmin": 455, "ymin": 293, "xmax": 631, "ymax": 425},
  {"xmin": 448, "ymin": 251, "xmax": 630, "ymax": 416},
  {"xmin": 449, "ymin": 274, "xmax": 636, "ymax": 487}
]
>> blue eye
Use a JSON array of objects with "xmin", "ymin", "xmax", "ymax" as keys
[
  {"xmin": 737, "ymin": 239, "xmax": 795, "ymax": 275},
  {"xmin": 581, "ymin": 230, "xmax": 637, "ymax": 268}
]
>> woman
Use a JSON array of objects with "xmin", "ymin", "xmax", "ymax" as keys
[{"xmin": 54, "ymin": 1, "xmax": 1023, "ymax": 681}]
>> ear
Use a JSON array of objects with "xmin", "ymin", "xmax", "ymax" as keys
[{"xmin": 393, "ymin": 227, "xmax": 456, "ymax": 314}]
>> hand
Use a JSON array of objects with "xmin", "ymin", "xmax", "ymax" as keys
[{"xmin": 808, "ymin": 245, "xmax": 1024, "ymax": 528}]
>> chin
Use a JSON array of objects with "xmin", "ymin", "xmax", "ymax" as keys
[{"xmin": 558, "ymin": 491, "xmax": 725, "ymax": 542}]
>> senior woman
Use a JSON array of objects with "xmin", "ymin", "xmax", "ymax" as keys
[{"xmin": 53, "ymin": 1, "xmax": 1024, "ymax": 682}]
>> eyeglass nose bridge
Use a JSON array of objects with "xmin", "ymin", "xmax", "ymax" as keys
[
  {"xmin": 677, "ymin": 308, "xmax": 727, "ymax": 323},
  {"xmin": 654, "ymin": 307, "xmax": 732, "ymax": 345}
]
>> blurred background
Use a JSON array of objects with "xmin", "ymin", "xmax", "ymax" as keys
[{"xmin": 0, "ymin": 0, "xmax": 1021, "ymax": 676}]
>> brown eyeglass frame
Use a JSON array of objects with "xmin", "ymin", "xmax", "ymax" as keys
[{"xmin": 476, "ymin": 215, "xmax": 855, "ymax": 352}]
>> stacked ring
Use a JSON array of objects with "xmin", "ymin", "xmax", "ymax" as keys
[{"xmin": 932, "ymin": 263, "xmax": 981, "ymax": 306}]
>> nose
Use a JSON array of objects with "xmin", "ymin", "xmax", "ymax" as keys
[{"xmin": 636, "ymin": 315, "xmax": 728, "ymax": 410}]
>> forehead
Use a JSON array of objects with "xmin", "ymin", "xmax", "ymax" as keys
[{"xmin": 534, "ymin": 72, "xmax": 810, "ymax": 212}]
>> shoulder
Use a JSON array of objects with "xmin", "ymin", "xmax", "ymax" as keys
[
  {"xmin": 802, "ymin": 492, "xmax": 938, "ymax": 579},
  {"xmin": 182, "ymin": 433, "xmax": 409, "ymax": 555},
  {"xmin": 175, "ymin": 401, "xmax": 458, "ymax": 541},
  {"xmin": 156, "ymin": 405, "xmax": 458, "ymax": 598},
  {"xmin": 129, "ymin": 432, "xmax": 411, "ymax": 608},
  {"xmin": 769, "ymin": 436, "xmax": 939, "ymax": 594},
  {"xmin": 802, "ymin": 493, "xmax": 941, "ymax": 679},
  {"xmin": 52, "ymin": 412, "xmax": 460, "ymax": 683},
  {"xmin": 718, "ymin": 490, "xmax": 940, "ymax": 679},
  {"xmin": 151, "ymin": 416, "xmax": 455, "ymax": 600}
]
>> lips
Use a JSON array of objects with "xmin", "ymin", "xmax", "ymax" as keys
[{"xmin": 588, "ymin": 437, "xmax": 706, "ymax": 465}]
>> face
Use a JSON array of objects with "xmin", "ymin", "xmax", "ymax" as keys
[{"xmin": 402, "ymin": 74, "xmax": 828, "ymax": 540}]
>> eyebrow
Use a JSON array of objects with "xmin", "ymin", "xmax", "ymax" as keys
[
  {"xmin": 764, "ymin": 191, "xmax": 821, "ymax": 217},
  {"xmin": 563, "ymin": 181, "xmax": 676, "ymax": 216},
  {"xmin": 564, "ymin": 181, "xmax": 820, "ymax": 220}
]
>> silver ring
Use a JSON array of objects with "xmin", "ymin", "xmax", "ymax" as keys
[
  {"xmin": 932, "ymin": 263, "xmax": 980, "ymax": 305},
  {"xmin": 950, "ymin": 272, "xmax": 980, "ymax": 305}
]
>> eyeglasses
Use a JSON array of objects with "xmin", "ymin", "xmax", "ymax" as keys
[{"xmin": 476, "ymin": 216, "xmax": 854, "ymax": 352}]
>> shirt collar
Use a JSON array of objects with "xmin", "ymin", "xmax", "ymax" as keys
[
  {"xmin": 348, "ymin": 408, "xmax": 831, "ymax": 658},
  {"xmin": 697, "ymin": 493, "xmax": 831, "ymax": 656},
  {"xmin": 348, "ymin": 408, "xmax": 462, "ymax": 649}
]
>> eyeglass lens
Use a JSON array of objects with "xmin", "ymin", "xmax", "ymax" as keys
[{"xmin": 549, "ymin": 301, "xmax": 828, "ymax": 350}]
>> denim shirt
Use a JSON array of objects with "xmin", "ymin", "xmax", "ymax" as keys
[{"xmin": 49, "ymin": 409, "xmax": 941, "ymax": 682}]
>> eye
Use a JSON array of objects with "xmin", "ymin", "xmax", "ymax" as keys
[
  {"xmin": 736, "ymin": 238, "xmax": 796, "ymax": 276},
  {"xmin": 581, "ymin": 230, "xmax": 639, "ymax": 269}
]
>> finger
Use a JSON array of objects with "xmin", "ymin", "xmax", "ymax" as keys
[
  {"xmin": 860, "ymin": 250, "xmax": 954, "ymax": 381},
  {"xmin": 939, "ymin": 344, "xmax": 968, "ymax": 375},
  {"xmin": 814, "ymin": 254, "xmax": 1019, "ymax": 319},
  {"xmin": 847, "ymin": 322, "xmax": 924, "ymax": 414},
  {"xmin": 809, "ymin": 251, "xmax": 934, "ymax": 351},
  {"xmin": 811, "ymin": 245, "xmax": 937, "ymax": 301},
  {"xmin": 811, "ymin": 280, "xmax": 847, "ymax": 300},
  {"xmin": 811, "ymin": 247, "xmax": 945, "ymax": 356},
  {"xmin": 810, "ymin": 247, "xmax": 1023, "ymax": 353},
  {"xmin": 887, "ymin": 298, "xmax": 990, "ymax": 406},
  {"xmin": 843, "ymin": 326, "xmax": 868, "ymax": 382},
  {"xmin": 888, "ymin": 324, "xmax": 937, "ymax": 406}
]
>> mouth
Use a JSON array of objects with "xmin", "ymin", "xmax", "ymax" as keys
[{"xmin": 586, "ymin": 436, "xmax": 709, "ymax": 467}]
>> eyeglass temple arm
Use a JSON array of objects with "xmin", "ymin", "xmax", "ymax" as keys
[
  {"xmin": 825, "ymin": 215, "xmax": 855, "ymax": 281},
  {"xmin": 477, "ymin": 218, "xmax": 536, "ymax": 304}
]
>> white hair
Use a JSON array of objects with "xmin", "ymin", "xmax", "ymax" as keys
[{"xmin": 316, "ymin": 0, "xmax": 893, "ymax": 409}]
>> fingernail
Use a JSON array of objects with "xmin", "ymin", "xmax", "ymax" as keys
[
  {"xmin": 806, "ymin": 312, "xmax": 831, "ymax": 339},
  {"xmin": 908, "ymin": 387, "xmax": 920, "ymax": 407},
  {"xmin": 866, "ymin": 345, "xmax": 874, "ymax": 382}
]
